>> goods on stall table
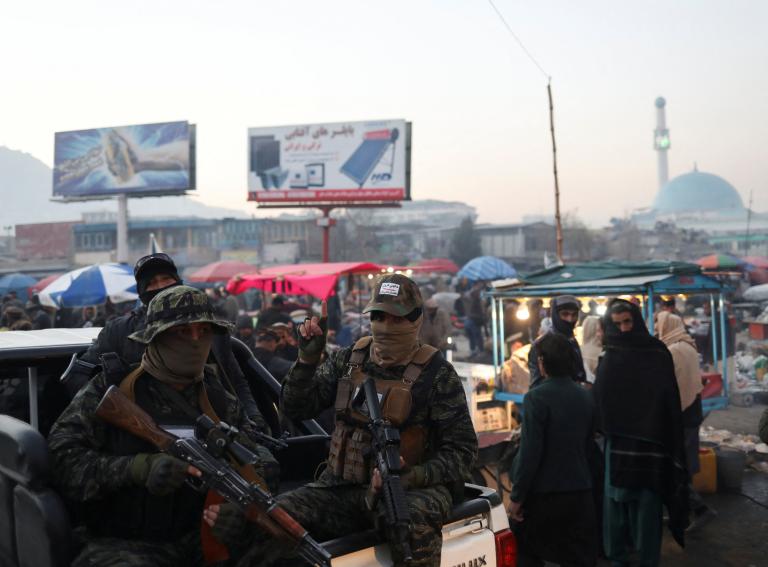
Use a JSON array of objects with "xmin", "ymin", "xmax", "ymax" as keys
[{"xmin": 699, "ymin": 426, "xmax": 768, "ymax": 454}]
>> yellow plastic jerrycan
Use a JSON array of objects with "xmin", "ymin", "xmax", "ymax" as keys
[{"xmin": 692, "ymin": 448, "xmax": 717, "ymax": 494}]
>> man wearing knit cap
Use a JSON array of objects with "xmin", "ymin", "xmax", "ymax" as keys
[{"xmin": 527, "ymin": 295, "xmax": 586, "ymax": 389}]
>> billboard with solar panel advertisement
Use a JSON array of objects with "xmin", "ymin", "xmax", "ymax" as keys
[
  {"xmin": 247, "ymin": 119, "xmax": 410, "ymax": 204},
  {"xmin": 53, "ymin": 121, "xmax": 196, "ymax": 200}
]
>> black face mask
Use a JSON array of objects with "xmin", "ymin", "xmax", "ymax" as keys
[{"xmin": 139, "ymin": 281, "xmax": 181, "ymax": 306}]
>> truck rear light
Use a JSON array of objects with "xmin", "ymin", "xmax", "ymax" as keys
[{"xmin": 495, "ymin": 528, "xmax": 517, "ymax": 567}]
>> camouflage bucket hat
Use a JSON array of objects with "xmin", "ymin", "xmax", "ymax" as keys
[
  {"xmin": 129, "ymin": 285, "xmax": 233, "ymax": 344},
  {"xmin": 363, "ymin": 274, "xmax": 423, "ymax": 317}
]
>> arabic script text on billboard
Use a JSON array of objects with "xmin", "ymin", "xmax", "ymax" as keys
[
  {"xmin": 248, "ymin": 119, "xmax": 409, "ymax": 204},
  {"xmin": 54, "ymin": 121, "xmax": 194, "ymax": 199}
]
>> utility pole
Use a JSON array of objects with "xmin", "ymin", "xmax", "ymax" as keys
[
  {"xmin": 745, "ymin": 190, "xmax": 753, "ymax": 255},
  {"xmin": 547, "ymin": 81, "xmax": 563, "ymax": 260}
]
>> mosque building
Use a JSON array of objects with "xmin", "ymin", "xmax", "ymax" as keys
[{"xmin": 631, "ymin": 97, "xmax": 768, "ymax": 256}]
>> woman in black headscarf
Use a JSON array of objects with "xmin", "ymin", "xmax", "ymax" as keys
[{"xmin": 593, "ymin": 299, "xmax": 688, "ymax": 566}]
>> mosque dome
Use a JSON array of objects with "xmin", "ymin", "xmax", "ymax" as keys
[{"xmin": 652, "ymin": 169, "xmax": 744, "ymax": 213}]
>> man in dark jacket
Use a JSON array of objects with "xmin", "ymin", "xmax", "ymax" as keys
[
  {"xmin": 26, "ymin": 295, "xmax": 53, "ymax": 330},
  {"xmin": 528, "ymin": 295, "xmax": 586, "ymax": 388},
  {"xmin": 593, "ymin": 299, "xmax": 688, "ymax": 566},
  {"xmin": 256, "ymin": 295, "xmax": 291, "ymax": 329},
  {"xmin": 510, "ymin": 332, "xmax": 597, "ymax": 567},
  {"xmin": 251, "ymin": 329, "xmax": 293, "ymax": 382},
  {"xmin": 62, "ymin": 253, "xmax": 267, "ymax": 432}
]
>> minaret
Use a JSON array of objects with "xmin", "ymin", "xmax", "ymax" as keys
[{"xmin": 653, "ymin": 97, "xmax": 670, "ymax": 190}]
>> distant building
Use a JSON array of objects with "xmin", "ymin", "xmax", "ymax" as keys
[
  {"xmin": 15, "ymin": 221, "xmax": 79, "ymax": 262},
  {"xmin": 631, "ymin": 97, "xmax": 768, "ymax": 257},
  {"xmin": 476, "ymin": 222, "xmax": 556, "ymax": 271}
]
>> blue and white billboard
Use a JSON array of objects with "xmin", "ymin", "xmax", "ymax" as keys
[{"xmin": 53, "ymin": 121, "xmax": 195, "ymax": 199}]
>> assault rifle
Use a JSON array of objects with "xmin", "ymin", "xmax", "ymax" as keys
[
  {"xmin": 245, "ymin": 420, "xmax": 289, "ymax": 451},
  {"xmin": 361, "ymin": 377, "xmax": 413, "ymax": 563},
  {"xmin": 95, "ymin": 385, "xmax": 332, "ymax": 567}
]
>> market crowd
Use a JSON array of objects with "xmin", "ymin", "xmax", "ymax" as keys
[{"xmin": 3, "ymin": 255, "xmax": 745, "ymax": 567}]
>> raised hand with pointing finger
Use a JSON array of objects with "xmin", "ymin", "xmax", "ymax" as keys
[{"xmin": 297, "ymin": 300, "xmax": 328, "ymax": 365}]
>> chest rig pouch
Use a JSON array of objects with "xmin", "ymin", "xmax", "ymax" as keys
[{"xmin": 328, "ymin": 337, "xmax": 438, "ymax": 483}]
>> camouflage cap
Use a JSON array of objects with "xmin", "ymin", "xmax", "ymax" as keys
[
  {"xmin": 129, "ymin": 284, "xmax": 233, "ymax": 344},
  {"xmin": 363, "ymin": 273, "xmax": 423, "ymax": 317}
]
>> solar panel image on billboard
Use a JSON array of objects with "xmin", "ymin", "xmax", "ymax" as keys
[{"xmin": 247, "ymin": 119, "xmax": 409, "ymax": 205}]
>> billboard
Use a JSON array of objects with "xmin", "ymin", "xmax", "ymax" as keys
[
  {"xmin": 248, "ymin": 119, "xmax": 410, "ymax": 204},
  {"xmin": 53, "ymin": 121, "xmax": 195, "ymax": 199}
]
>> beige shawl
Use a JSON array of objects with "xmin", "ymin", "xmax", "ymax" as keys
[
  {"xmin": 580, "ymin": 315, "xmax": 603, "ymax": 376},
  {"xmin": 657, "ymin": 311, "xmax": 702, "ymax": 410}
]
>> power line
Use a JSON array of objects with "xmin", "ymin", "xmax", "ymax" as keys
[{"xmin": 486, "ymin": 0, "xmax": 549, "ymax": 80}]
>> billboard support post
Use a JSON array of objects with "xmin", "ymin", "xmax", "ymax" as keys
[
  {"xmin": 116, "ymin": 194, "xmax": 129, "ymax": 264},
  {"xmin": 317, "ymin": 206, "xmax": 336, "ymax": 263}
]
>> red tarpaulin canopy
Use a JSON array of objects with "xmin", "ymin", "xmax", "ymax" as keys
[
  {"xmin": 227, "ymin": 262, "xmax": 383, "ymax": 299},
  {"xmin": 188, "ymin": 261, "xmax": 257, "ymax": 283},
  {"xmin": 410, "ymin": 258, "xmax": 459, "ymax": 274}
]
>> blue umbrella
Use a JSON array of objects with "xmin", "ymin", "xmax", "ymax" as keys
[
  {"xmin": 457, "ymin": 256, "xmax": 517, "ymax": 283},
  {"xmin": 0, "ymin": 273, "xmax": 37, "ymax": 301},
  {"xmin": 39, "ymin": 263, "xmax": 137, "ymax": 308}
]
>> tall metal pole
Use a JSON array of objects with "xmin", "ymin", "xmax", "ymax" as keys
[
  {"xmin": 745, "ymin": 190, "xmax": 753, "ymax": 255},
  {"xmin": 654, "ymin": 97, "xmax": 670, "ymax": 191},
  {"xmin": 116, "ymin": 194, "xmax": 129, "ymax": 263},
  {"xmin": 547, "ymin": 81, "xmax": 564, "ymax": 261},
  {"xmin": 318, "ymin": 206, "xmax": 334, "ymax": 263}
]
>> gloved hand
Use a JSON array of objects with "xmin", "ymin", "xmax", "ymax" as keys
[
  {"xmin": 130, "ymin": 453, "xmax": 189, "ymax": 496},
  {"xmin": 297, "ymin": 301, "xmax": 328, "ymax": 365},
  {"xmin": 210, "ymin": 502, "xmax": 247, "ymax": 546},
  {"xmin": 401, "ymin": 465, "xmax": 427, "ymax": 489}
]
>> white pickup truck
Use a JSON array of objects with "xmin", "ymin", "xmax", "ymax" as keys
[{"xmin": 0, "ymin": 329, "xmax": 516, "ymax": 567}]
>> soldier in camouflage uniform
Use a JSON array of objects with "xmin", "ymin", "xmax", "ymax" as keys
[
  {"xmin": 48, "ymin": 285, "xmax": 277, "ymax": 567},
  {"xmin": 217, "ymin": 273, "xmax": 478, "ymax": 567},
  {"xmin": 62, "ymin": 252, "xmax": 268, "ymax": 433}
]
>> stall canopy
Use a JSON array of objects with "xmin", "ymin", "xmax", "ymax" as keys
[
  {"xmin": 0, "ymin": 273, "xmax": 37, "ymax": 301},
  {"xmin": 188, "ymin": 261, "xmax": 257, "ymax": 283},
  {"xmin": 695, "ymin": 253, "xmax": 745, "ymax": 271},
  {"xmin": 410, "ymin": 258, "xmax": 460, "ymax": 274},
  {"xmin": 458, "ymin": 256, "xmax": 517, "ymax": 282},
  {"xmin": 487, "ymin": 261, "xmax": 729, "ymax": 411},
  {"xmin": 227, "ymin": 262, "xmax": 382, "ymax": 299},
  {"xmin": 493, "ymin": 261, "xmax": 717, "ymax": 297}
]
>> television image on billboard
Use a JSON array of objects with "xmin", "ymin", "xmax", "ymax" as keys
[
  {"xmin": 53, "ymin": 121, "xmax": 195, "ymax": 199},
  {"xmin": 248, "ymin": 119, "xmax": 410, "ymax": 204}
]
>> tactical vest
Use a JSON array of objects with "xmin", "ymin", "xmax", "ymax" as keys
[
  {"xmin": 327, "ymin": 337, "xmax": 438, "ymax": 484},
  {"xmin": 85, "ymin": 369, "xmax": 229, "ymax": 541}
]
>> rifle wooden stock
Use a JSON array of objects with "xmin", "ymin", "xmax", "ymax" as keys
[{"xmin": 95, "ymin": 385, "xmax": 176, "ymax": 451}]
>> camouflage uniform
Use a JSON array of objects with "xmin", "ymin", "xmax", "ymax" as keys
[
  {"xmin": 48, "ymin": 286, "xmax": 278, "ymax": 567},
  {"xmin": 240, "ymin": 275, "xmax": 478, "ymax": 567}
]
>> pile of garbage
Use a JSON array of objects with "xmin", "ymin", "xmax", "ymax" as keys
[
  {"xmin": 699, "ymin": 426, "xmax": 768, "ymax": 454},
  {"xmin": 731, "ymin": 352, "xmax": 768, "ymax": 393}
]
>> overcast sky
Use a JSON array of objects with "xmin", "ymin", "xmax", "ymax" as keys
[{"xmin": 1, "ymin": 0, "xmax": 766, "ymax": 226}]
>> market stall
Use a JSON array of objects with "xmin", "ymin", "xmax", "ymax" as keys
[
  {"xmin": 486, "ymin": 261, "xmax": 731, "ymax": 411},
  {"xmin": 225, "ymin": 261, "xmax": 384, "ymax": 299}
]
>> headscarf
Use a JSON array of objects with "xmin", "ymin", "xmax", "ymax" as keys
[
  {"xmin": 657, "ymin": 311, "xmax": 703, "ymax": 411},
  {"xmin": 550, "ymin": 295, "xmax": 581, "ymax": 337},
  {"xmin": 142, "ymin": 330, "xmax": 213, "ymax": 386},
  {"xmin": 594, "ymin": 298, "xmax": 680, "ymax": 443},
  {"xmin": 370, "ymin": 315, "xmax": 423, "ymax": 368},
  {"xmin": 580, "ymin": 315, "xmax": 603, "ymax": 376}
]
